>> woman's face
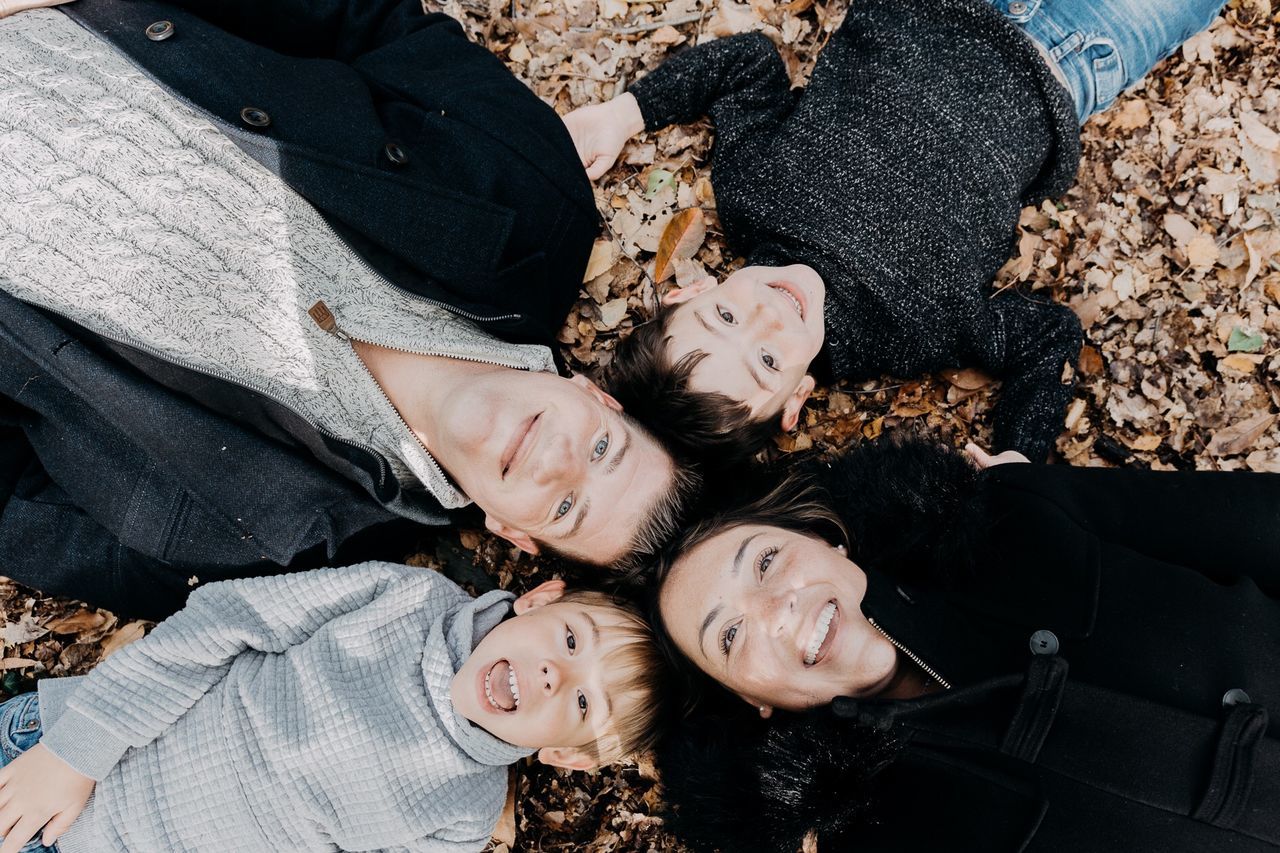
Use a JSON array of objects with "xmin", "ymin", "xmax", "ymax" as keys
[{"xmin": 659, "ymin": 524, "xmax": 899, "ymax": 713}]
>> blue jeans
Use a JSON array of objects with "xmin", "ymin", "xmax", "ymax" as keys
[
  {"xmin": 0, "ymin": 694, "xmax": 59, "ymax": 853},
  {"xmin": 988, "ymin": 0, "xmax": 1226, "ymax": 122}
]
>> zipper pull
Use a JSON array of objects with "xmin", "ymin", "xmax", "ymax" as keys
[{"xmin": 308, "ymin": 300, "xmax": 350, "ymax": 341}]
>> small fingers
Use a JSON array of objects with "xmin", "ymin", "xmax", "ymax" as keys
[
  {"xmin": 963, "ymin": 442, "xmax": 992, "ymax": 468},
  {"xmin": 42, "ymin": 808, "xmax": 77, "ymax": 847},
  {"xmin": 0, "ymin": 814, "xmax": 42, "ymax": 853},
  {"xmin": 585, "ymin": 155, "xmax": 613, "ymax": 181}
]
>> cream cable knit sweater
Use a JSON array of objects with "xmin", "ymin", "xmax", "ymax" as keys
[{"xmin": 0, "ymin": 9, "xmax": 557, "ymax": 509}]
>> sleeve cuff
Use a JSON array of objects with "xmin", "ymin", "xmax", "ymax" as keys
[{"xmin": 41, "ymin": 707, "xmax": 132, "ymax": 782}]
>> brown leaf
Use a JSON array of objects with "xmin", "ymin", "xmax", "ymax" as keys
[
  {"xmin": 100, "ymin": 620, "xmax": 148, "ymax": 658},
  {"xmin": 939, "ymin": 367, "xmax": 992, "ymax": 390},
  {"xmin": 1077, "ymin": 345, "xmax": 1104, "ymax": 377},
  {"xmin": 653, "ymin": 208, "xmax": 706, "ymax": 283},
  {"xmin": 43, "ymin": 610, "xmax": 112, "ymax": 635},
  {"xmin": 0, "ymin": 658, "xmax": 40, "ymax": 670},
  {"xmin": 1111, "ymin": 99, "xmax": 1150, "ymax": 131},
  {"xmin": 1207, "ymin": 413, "xmax": 1278, "ymax": 456},
  {"xmin": 583, "ymin": 239, "xmax": 619, "ymax": 282}
]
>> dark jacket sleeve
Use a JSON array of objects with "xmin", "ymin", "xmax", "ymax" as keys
[
  {"xmin": 627, "ymin": 33, "xmax": 795, "ymax": 142},
  {"xmin": 156, "ymin": 0, "xmax": 439, "ymax": 59},
  {"xmin": 989, "ymin": 461, "xmax": 1280, "ymax": 597},
  {"xmin": 970, "ymin": 292, "xmax": 1082, "ymax": 461},
  {"xmin": 807, "ymin": 437, "xmax": 987, "ymax": 583}
]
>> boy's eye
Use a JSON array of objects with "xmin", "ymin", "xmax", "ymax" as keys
[
  {"xmin": 717, "ymin": 306, "xmax": 736, "ymax": 324},
  {"xmin": 761, "ymin": 351, "xmax": 776, "ymax": 370},
  {"xmin": 566, "ymin": 626, "xmax": 577, "ymax": 652},
  {"xmin": 591, "ymin": 435, "xmax": 609, "ymax": 460},
  {"xmin": 555, "ymin": 495, "xmax": 574, "ymax": 520},
  {"xmin": 721, "ymin": 623, "xmax": 738, "ymax": 656},
  {"xmin": 577, "ymin": 690, "xmax": 589, "ymax": 720}
]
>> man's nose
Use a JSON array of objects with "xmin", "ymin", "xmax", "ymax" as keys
[
  {"xmin": 531, "ymin": 431, "xmax": 581, "ymax": 486},
  {"xmin": 538, "ymin": 660, "xmax": 562, "ymax": 695}
]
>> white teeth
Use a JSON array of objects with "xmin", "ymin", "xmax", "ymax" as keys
[
  {"xmin": 804, "ymin": 602, "xmax": 837, "ymax": 666},
  {"xmin": 484, "ymin": 671, "xmax": 497, "ymax": 710},
  {"xmin": 508, "ymin": 668, "xmax": 520, "ymax": 707},
  {"xmin": 771, "ymin": 285, "xmax": 803, "ymax": 316}
]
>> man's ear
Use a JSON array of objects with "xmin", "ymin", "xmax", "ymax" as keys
[
  {"xmin": 660, "ymin": 276, "xmax": 717, "ymax": 307},
  {"xmin": 512, "ymin": 579, "xmax": 567, "ymax": 615},
  {"xmin": 536, "ymin": 746, "xmax": 600, "ymax": 771},
  {"xmin": 568, "ymin": 373, "xmax": 623, "ymax": 412},
  {"xmin": 484, "ymin": 515, "xmax": 540, "ymax": 556},
  {"xmin": 779, "ymin": 375, "xmax": 816, "ymax": 432}
]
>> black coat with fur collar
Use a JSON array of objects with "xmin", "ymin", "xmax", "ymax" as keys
[{"xmin": 656, "ymin": 442, "xmax": 1280, "ymax": 852}]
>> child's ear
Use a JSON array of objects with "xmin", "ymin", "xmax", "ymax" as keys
[
  {"xmin": 513, "ymin": 579, "xmax": 567, "ymax": 615},
  {"xmin": 660, "ymin": 276, "xmax": 717, "ymax": 306},
  {"xmin": 484, "ymin": 515, "xmax": 539, "ymax": 556},
  {"xmin": 536, "ymin": 746, "xmax": 600, "ymax": 771},
  {"xmin": 779, "ymin": 375, "xmax": 816, "ymax": 432}
]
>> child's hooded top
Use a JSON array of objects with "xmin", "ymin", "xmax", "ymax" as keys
[
  {"xmin": 35, "ymin": 562, "xmax": 530, "ymax": 852},
  {"xmin": 628, "ymin": 0, "xmax": 1083, "ymax": 459}
]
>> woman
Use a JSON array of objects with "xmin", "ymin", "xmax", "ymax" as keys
[
  {"xmin": 567, "ymin": 0, "xmax": 1226, "ymax": 463},
  {"xmin": 649, "ymin": 440, "xmax": 1280, "ymax": 851}
]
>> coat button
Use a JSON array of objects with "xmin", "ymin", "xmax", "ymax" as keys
[
  {"xmin": 384, "ymin": 142, "xmax": 409, "ymax": 165},
  {"xmin": 145, "ymin": 20, "xmax": 174, "ymax": 41},
  {"xmin": 1222, "ymin": 688, "xmax": 1251, "ymax": 707},
  {"xmin": 1008, "ymin": 1, "xmax": 1028, "ymax": 14},
  {"xmin": 239, "ymin": 107, "xmax": 271, "ymax": 129},
  {"xmin": 1029, "ymin": 629, "xmax": 1059, "ymax": 656}
]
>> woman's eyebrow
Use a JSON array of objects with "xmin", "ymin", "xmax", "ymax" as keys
[{"xmin": 696, "ymin": 532, "xmax": 763, "ymax": 657}]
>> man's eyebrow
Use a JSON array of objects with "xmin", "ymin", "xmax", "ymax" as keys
[
  {"xmin": 606, "ymin": 424, "xmax": 631, "ymax": 475},
  {"xmin": 568, "ymin": 498, "xmax": 590, "ymax": 538}
]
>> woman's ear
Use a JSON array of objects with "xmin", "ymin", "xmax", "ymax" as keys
[
  {"xmin": 536, "ymin": 746, "xmax": 599, "ymax": 771},
  {"xmin": 512, "ymin": 579, "xmax": 567, "ymax": 615},
  {"xmin": 779, "ymin": 375, "xmax": 816, "ymax": 432},
  {"xmin": 660, "ymin": 276, "xmax": 717, "ymax": 306},
  {"xmin": 734, "ymin": 690, "xmax": 774, "ymax": 718}
]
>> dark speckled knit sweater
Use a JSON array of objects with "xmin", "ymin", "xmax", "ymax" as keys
[{"xmin": 628, "ymin": 0, "xmax": 1083, "ymax": 460}]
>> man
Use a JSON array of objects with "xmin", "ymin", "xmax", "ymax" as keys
[{"xmin": 0, "ymin": 0, "xmax": 696, "ymax": 619}]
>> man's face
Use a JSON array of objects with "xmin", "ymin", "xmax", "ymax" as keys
[
  {"xmin": 451, "ymin": 581, "xmax": 641, "ymax": 768},
  {"xmin": 429, "ymin": 371, "xmax": 675, "ymax": 563},
  {"xmin": 662, "ymin": 264, "xmax": 826, "ymax": 430}
]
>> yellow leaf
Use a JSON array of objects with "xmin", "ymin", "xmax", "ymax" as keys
[{"xmin": 653, "ymin": 208, "xmax": 706, "ymax": 283}]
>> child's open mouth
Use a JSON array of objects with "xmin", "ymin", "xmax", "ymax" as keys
[
  {"xmin": 484, "ymin": 659, "xmax": 521, "ymax": 713},
  {"xmin": 768, "ymin": 282, "xmax": 806, "ymax": 319}
]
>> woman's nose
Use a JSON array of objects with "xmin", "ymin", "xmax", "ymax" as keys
[{"xmin": 754, "ymin": 587, "xmax": 798, "ymax": 637}]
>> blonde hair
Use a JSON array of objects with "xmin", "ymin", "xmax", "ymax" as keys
[{"xmin": 557, "ymin": 589, "xmax": 669, "ymax": 764}]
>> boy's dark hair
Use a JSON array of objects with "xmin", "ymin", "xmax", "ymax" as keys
[{"xmin": 607, "ymin": 308, "xmax": 780, "ymax": 468}]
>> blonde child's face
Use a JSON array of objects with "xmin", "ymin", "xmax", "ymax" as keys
[
  {"xmin": 662, "ymin": 264, "xmax": 826, "ymax": 431},
  {"xmin": 450, "ymin": 581, "xmax": 638, "ymax": 769}
]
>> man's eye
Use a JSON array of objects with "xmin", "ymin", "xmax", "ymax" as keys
[
  {"xmin": 566, "ymin": 626, "xmax": 577, "ymax": 651},
  {"xmin": 592, "ymin": 435, "xmax": 609, "ymax": 460},
  {"xmin": 758, "ymin": 546, "xmax": 777, "ymax": 576},
  {"xmin": 721, "ymin": 623, "xmax": 738, "ymax": 655},
  {"xmin": 577, "ymin": 690, "xmax": 589, "ymax": 719},
  {"xmin": 761, "ymin": 351, "xmax": 776, "ymax": 370},
  {"xmin": 555, "ymin": 495, "xmax": 574, "ymax": 520},
  {"xmin": 717, "ymin": 306, "xmax": 736, "ymax": 324}
]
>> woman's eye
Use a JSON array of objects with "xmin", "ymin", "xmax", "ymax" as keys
[
  {"xmin": 577, "ymin": 691, "xmax": 589, "ymax": 719},
  {"xmin": 566, "ymin": 627, "xmax": 577, "ymax": 651},
  {"xmin": 758, "ymin": 546, "xmax": 777, "ymax": 576},
  {"xmin": 717, "ymin": 306, "xmax": 736, "ymax": 324},
  {"xmin": 761, "ymin": 351, "xmax": 776, "ymax": 370},
  {"xmin": 592, "ymin": 435, "xmax": 609, "ymax": 460},
  {"xmin": 721, "ymin": 623, "xmax": 738, "ymax": 655},
  {"xmin": 555, "ymin": 495, "xmax": 574, "ymax": 520}
]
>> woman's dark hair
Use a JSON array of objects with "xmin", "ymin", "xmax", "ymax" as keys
[{"xmin": 606, "ymin": 307, "xmax": 781, "ymax": 469}]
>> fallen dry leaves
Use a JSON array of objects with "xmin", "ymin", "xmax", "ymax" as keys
[{"xmin": 3, "ymin": 1, "xmax": 1279, "ymax": 851}]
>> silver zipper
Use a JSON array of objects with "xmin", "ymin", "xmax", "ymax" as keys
[{"xmin": 867, "ymin": 617, "xmax": 951, "ymax": 691}]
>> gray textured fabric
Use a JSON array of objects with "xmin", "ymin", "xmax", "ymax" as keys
[
  {"xmin": 36, "ymin": 561, "xmax": 529, "ymax": 853},
  {"xmin": 0, "ymin": 10, "xmax": 557, "ymax": 508},
  {"xmin": 627, "ymin": 0, "xmax": 1084, "ymax": 459}
]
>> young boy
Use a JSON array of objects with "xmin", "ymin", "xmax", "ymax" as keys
[
  {"xmin": 0, "ymin": 564, "xmax": 666, "ymax": 852},
  {"xmin": 564, "ymin": 0, "xmax": 1224, "ymax": 463}
]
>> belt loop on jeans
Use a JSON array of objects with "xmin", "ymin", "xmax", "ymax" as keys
[{"xmin": 1000, "ymin": 655, "xmax": 1069, "ymax": 763}]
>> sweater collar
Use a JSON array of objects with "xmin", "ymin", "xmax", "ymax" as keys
[{"xmin": 425, "ymin": 589, "xmax": 536, "ymax": 767}]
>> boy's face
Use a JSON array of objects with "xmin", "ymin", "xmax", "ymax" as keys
[
  {"xmin": 661, "ymin": 265, "xmax": 826, "ymax": 430},
  {"xmin": 450, "ymin": 581, "xmax": 639, "ymax": 769}
]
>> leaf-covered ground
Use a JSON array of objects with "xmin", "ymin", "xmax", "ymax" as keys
[{"xmin": 3, "ymin": 1, "xmax": 1279, "ymax": 850}]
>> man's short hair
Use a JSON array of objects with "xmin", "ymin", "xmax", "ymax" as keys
[
  {"xmin": 557, "ymin": 589, "xmax": 679, "ymax": 762},
  {"xmin": 607, "ymin": 309, "xmax": 780, "ymax": 469}
]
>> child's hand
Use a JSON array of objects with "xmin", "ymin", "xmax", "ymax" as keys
[
  {"xmin": 964, "ymin": 443, "xmax": 1031, "ymax": 469},
  {"xmin": 561, "ymin": 93, "xmax": 646, "ymax": 180},
  {"xmin": 0, "ymin": 744, "xmax": 95, "ymax": 853}
]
